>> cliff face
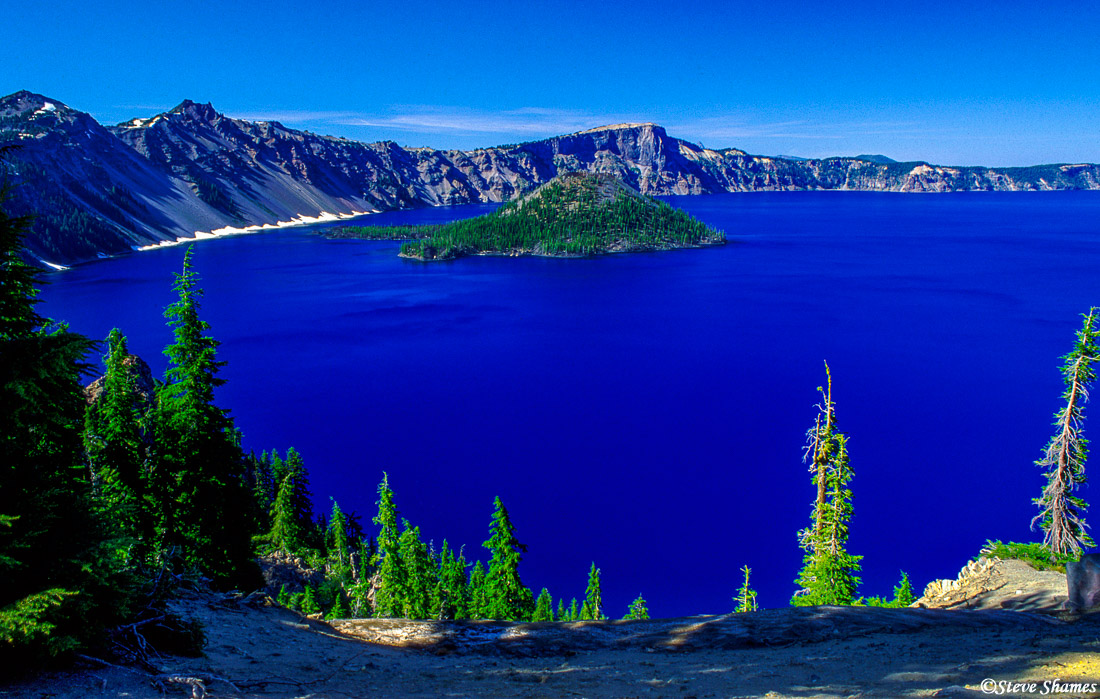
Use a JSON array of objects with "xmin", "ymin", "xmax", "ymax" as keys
[{"xmin": 2, "ymin": 90, "xmax": 1099, "ymax": 266}]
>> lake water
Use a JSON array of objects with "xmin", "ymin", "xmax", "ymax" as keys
[{"xmin": 40, "ymin": 191, "xmax": 1100, "ymax": 617}]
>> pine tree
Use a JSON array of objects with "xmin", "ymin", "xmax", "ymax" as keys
[
  {"xmin": 582, "ymin": 563, "xmax": 604, "ymax": 620},
  {"xmin": 482, "ymin": 497, "xmax": 533, "ymax": 620},
  {"xmin": 267, "ymin": 449, "xmax": 317, "ymax": 557},
  {"xmin": 300, "ymin": 586, "xmax": 321, "ymax": 616},
  {"xmin": 792, "ymin": 364, "xmax": 862, "ymax": 606},
  {"xmin": 468, "ymin": 561, "xmax": 487, "ymax": 619},
  {"xmin": 1033, "ymin": 308, "xmax": 1099, "ymax": 556},
  {"xmin": 623, "ymin": 594, "xmax": 649, "ymax": 620},
  {"xmin": 892, "ymin": 571, "xmax": 916, "ymax": 607},
  {"xmin": 150, "ymin": 247, "xmax": 258, "ymax": 589},
  {"xmin": 567, "ymin": 598, "xmax": 579, "ymax": 622},
  {"xmin": 326, "ymin": 499, "xmax": 351, "ymax": 583},
  {"xmin": 326, "ymin": 594, "xmax": 349, "ymax": 620},
  {"xmin": 398, "ymin": 523, "xmax": 435, "ymax": 619},
  {"xmin": 84, "ymin": 328, "xmax": 147, "ymax": 545},
  {"xmin": 735, "ymin": 565, "xmax": 759, "ymax": 613},
  {"xmin": 532, "ymin": 588, "xmax": 554, "ymax": 621},
  {"xmin": 434, "ymin": 541, "xmax": 469, "ymax": 620},
  {"xmin": 372, "ymin": 474, "xmax": 406, "ymax": 617},
  {"xmin": 0, "ymin": 168, "xmax": 126, "ymax": 659},
  {"xmin": 556, "ymin": 599, "xmax": 566, "ymax": 623}
]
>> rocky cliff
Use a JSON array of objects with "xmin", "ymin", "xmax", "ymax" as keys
[{"xmin": 3, "ymin": 90, "xmax": 1099, "ymax": 266}]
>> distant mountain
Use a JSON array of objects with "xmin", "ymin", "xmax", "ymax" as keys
[
  {"xmin": 853, "ymin": 154, "xmax": 897, "ymax": 164},
  {"xmin": 2, "ymin": 90, "xmax": 1099, "ymax": 266}
]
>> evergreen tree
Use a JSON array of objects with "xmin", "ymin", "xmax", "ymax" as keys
[
  {"xmin": 300, "ymin": 586, "xmax": 321, "ymax": 616},
  {"xmin": 268, "ymin": 453, "xmax": 316, "ymax": 556},
  {"xmin": 482, "ymin": 497, "xmax": 533, "ymax": 620},
  {"xmin": 326, "ymin": 594, "xmax": 349, "ymax": 620},
  {"xmin": 892, "ymin": 571, "xmax": 916, "ymax": 607},
  {"xmin": 532, "ymin": 588, "xmax": 554, "ymax": 621},
  {"xmin": 84, "ymin": 328, "xmax": 147, "ymax": 545},
  {"xmin": 735, "ymin": 565, "xmax": 759, "ymax": 613},
  {"xmin": 468, "ymin": 561, "xmax": 487, "ymax": 619},
  {"xmin": 792, "ymin": 364, "xmax": 862, "ymax": 606},
  {"xmin": 398, "ymin": 523, "xmax": 435, "ymax": 619},
  {"xmin": 567, "ymin": 598, "xmax": 579, "ymax": 622},
  {"xmin": 0, "ymin": 168, "xmax": 127, "ymax": 660},
  {"xmin": 245, "ymin": 450, "xmax": 276, "ymax": 534},
  {"xmin": 556, "ymin": 599, "xmax": 566, "ymax": 623},
  {"xmin": 1033, "ymin": 308, "xmax": 1099, "ymax": 556},
  {"xmin": 582, "ymin": 562, "xmax": 604, "ymax": 620},
  {"xmin": 434, "ymin": 541, "xmax": 469, "ymax": 620},
  {"xmin": 372, "ymin": 474, "xmax": 406, "ymax": 617},
  {"xmin": 149, "ymin": 247, "xmax": 258, "ymax": 588},
  {"xmin": 326, "ymin": 499, "xmax": 351, "ymax": 583},
  {"xmin": 276, "ymin": 585, "xmax": 291, "ymax": 607},
  {"xmin": 623, "ymin": 594, "xmax": 649, "ymax": 620}
]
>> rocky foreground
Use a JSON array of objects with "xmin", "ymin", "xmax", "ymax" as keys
[{"xmin": 3, "ymin": 559, "xmax": 1099, "ymax": 698}]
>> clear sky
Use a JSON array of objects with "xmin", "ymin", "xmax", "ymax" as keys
[{"xmin": 4, "ymin": 0, "xmax": 1098, "ymax": 166}]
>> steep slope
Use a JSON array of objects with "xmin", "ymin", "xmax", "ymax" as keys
[
  {"xmin": 3, "ymin": 90, "xmax": 1100, "ymax": 267},
  {"xmin": 0, "ymin": 91, "xmax": 220, "ymax": 265}
]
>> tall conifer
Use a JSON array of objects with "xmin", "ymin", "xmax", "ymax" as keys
[
  {"xmin": 398, "ymin": 523, "xmax": 435, "ymax": 619},
  {"xmin": 0, "ymin": 168, "xmax": 121, "ymax": 658},
  {"xmin": 792, "ymin": 364, "xmax": 862, "ymax": 606},
  {"xmin": 1033, "ymin": 308, "xmax": 1099, "ymax": 556},
  {"xmin": 482, "ymin": 497, "xmax": 533, "ymax": 620},
  {"xmin": 84, "ymin": 328, "xmax": 146, "ymax": 544},
  {"xmin": 532, "ymin": 588, "xmax": 554, "ymax": 622},
  {"xmin": 150, "ymin": 247, "xmax": 258, "ymax": 588},
  {"xmin": 372, "ymin": 474, "xmax": 406, "ymax": 617},
  {"xmin": 582, "ymin": 563, "xmax": 604, "ymax": 620}
]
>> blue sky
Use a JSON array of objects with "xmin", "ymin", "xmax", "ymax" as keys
[{"xmin": 5, "ymin": 0, "xmax": 1098, "ymax": 165}]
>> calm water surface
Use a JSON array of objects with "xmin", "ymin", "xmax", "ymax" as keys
[{"xmin": 40, "ymin": 192, "xmax": 1100, "ymax": 616}]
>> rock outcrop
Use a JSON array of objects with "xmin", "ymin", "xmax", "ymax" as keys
[
  {"xmin": 917, "ymin": 557, "xmax": 1068, "ymax": 611},
  {"xmin": 3, "ymin": 90, "xmax": 1099, "ymax": 267}
]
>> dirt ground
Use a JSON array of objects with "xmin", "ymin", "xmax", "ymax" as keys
[{"xmin": 3, "ymin": 560, "xmax": 1099, "ymax": 699}]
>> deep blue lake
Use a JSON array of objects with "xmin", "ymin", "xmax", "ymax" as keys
[{"xmin": 40, "ymin": 191, "xmax": 1100, "ymax": 617}]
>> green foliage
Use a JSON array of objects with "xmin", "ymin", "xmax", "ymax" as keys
[
  {"xmin": 434, "ymin": 541, "xmax": 469, "ymax": 620},
  {"xmin": 149, "ymin": 247, "xmax": 259, "ymax": 589},
  {"xmin": 556, "ymin": 599, "xmax": 566, "ymax": 623},
  {"xmin": 372, "ymin": 474, "xmax": 406, "ymax": 617},
  {"xmin": 334, "ymin": 173, "xmax": 724, "ymax": 260},
  {"xmin": 268, "ymin": 449, "xmax": 316, "ymax": 557},
  {"xmin": 276, "ymin": 585, "xmax": 290, "ymax": 607},
  {"xmin": 0, "ymin": 169, "xmax": 133, "ymax": 664},
  {"xmin": 623, "ymin": 594, "xmax": 649, "ymax": 621},
  {"xmin": 567, "ymin": 598, "xmax": 579, "ymax": 622},
  {"xmin": 482, "ymin": 497, "xmax": 533, "ymax": 621},
  {"xmin": 468, "ymin": 561, "xmax": 487, "ymax": 620},
  {"xmin": 734, "ymin": 565, "xmax": 759, "ymax": 613},
  {"xmin": 893, "ymin": 571, "xmax": 916, "ymax": 607},
  {"xmin": 792, "ymin": 364, "xmax": 862, "ymax": 606},
  {"xmin": 979, "ymin": 540, "xmax": 1077, "ymax": 573},
  {"xmin": 300, "ymin": 586, "xmax": 321, "ymax": 616},
  {"xmin": 326, "ymin": 594, "xmax": 349, "ymax": 621},
  {"xmin": 1033, "ymin": 309, "xmax": 1098, "ymax": 556},
  {"xmin": 84, "ymin": 328, "xmax": 147, "ymax": 545},
  {"xmin": 397, "ymin": 523, "xmax": 436, "ymax": 619},
  {"xmin": 532, "ymin": 588, "xmax": 554, "ymax": 622},
  {"xmin": 581, "ymin": 563, "xmax": 604, "ymax": 620},
  {"xmin": 0, "ymin": 589, "xmax": 80, "ymax": 656}
]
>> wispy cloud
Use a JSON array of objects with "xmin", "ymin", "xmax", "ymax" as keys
[{"xmin": 231, "ymin": 105, "xmax": 640, "ymax": 137}]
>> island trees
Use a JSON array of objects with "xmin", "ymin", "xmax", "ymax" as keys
[
  {"xmin": 791, "ymin": 363, "xmax": 862, "ymax": 606},
  {"xmin": 1033, "ymin": 309, "xmax": 1099, "ymax": 556}
]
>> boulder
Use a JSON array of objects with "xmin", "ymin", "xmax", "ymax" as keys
[{"xmin": 1066, "ymin": 553, "xmax": 1100, "ymax": 610}]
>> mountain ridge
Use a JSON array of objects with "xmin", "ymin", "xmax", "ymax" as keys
[{"xmin": 2, "ymin": 90, "xmax": 1099, "ymax": 267}]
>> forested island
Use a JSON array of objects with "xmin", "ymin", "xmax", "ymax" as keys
[{"xmin": 327, "ymin": 172, "xmax": 726, "ymax": 260}]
